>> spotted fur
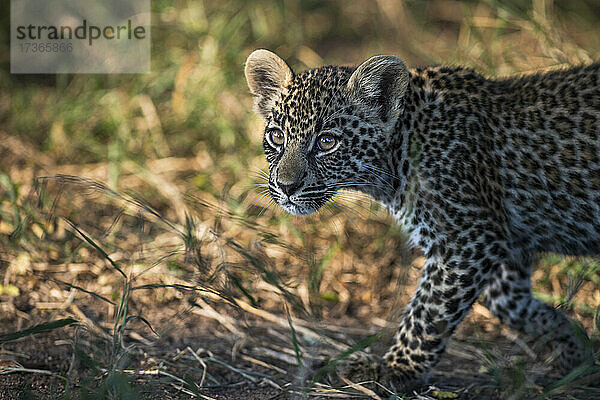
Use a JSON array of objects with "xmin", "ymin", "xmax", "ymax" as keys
[{"xmin": 245, "ymin": 50, "xmax": 598, "ymax": 385}]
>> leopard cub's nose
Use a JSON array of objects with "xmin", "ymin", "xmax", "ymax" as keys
[{"xmin": 277, "ymin": 180, "xmax": 303, "ymax": 196}]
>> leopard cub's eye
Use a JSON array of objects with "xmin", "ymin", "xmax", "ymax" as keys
[
  {"xmin": 317, "ymin": 134, "xmax": 337, "ymax": 152},
  {"xmin": 268, "ymin": 128, "xmax": 285, "ymax": 147}
]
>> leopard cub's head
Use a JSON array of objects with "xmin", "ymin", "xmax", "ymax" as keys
[{"xmin": 245, "ymin": 49, "xmax": 409, "ymax": 215}]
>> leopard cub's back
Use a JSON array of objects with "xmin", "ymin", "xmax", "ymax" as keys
[
  {"xmin": 390, "ymin": 63, "xmax": 600, "ymax": 256},
  {"xmin": 492, "ymin": 64, "xmax": 600, "ymax": 255}
]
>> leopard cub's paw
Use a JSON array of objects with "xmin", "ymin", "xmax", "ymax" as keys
[
  {"xmin": 331, "ymin": 352, "xmax": 382, "ymax": 384},
  {"xmin": 315, "ymin": 352, "xmax": 424, "ymax": 394}
]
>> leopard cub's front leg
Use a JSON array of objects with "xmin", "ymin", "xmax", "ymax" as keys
[
  {"xmin": 336, "ymin": 237, "xmax": 504, "ymax": 388},
  {"xmin": 383, "ymin": 251, "xmax": 499, "ymax": 382}
]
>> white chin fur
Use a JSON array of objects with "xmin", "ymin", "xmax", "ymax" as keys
[{"xmin": 280, "ymin": 202, "xmax": 317, "ymax": 215}]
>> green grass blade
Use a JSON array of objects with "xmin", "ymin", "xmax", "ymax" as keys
[
  {"xmin": 230, "ymin": 274, "xmax": 258, "ymax": 307},
  {"xmin": 52, "ymin": 278, "xmax": 115, "ymax": 305},
  {"xmin": 133, "ymin": 283, "xmax": 238, "ymax": 307},
  {"xmin": 64, "ymin": 219, "xmax": 127, "ymax": 278},
  {"xmin": 114, "ymin": 282, "xmax": 131, "ymax": 350},
  {"xmin": 310, "ymin": 331, "xmax": 382, "ymax": 384},
  {"xmin": 284, "ymin": 302, "xmax": 303, "ymax": 368},
  {"xmin": 309, "ymin": 242, "xmax": 339, "ymax": 294},
  {"xmin": 226, "ymin": 238, "xmax": 302, "ymax": 311},
  {"xmin": 538, "ymin": 364, "xmax": 600, "ymax": 398},
  {"xmin": 182, "ymin": 376, "xmax": 202, "ymax": 396},
  {"xmin": 0, "ymin": 318, "xmax": 77, "ymax": 344},
  {"xmin": 120, "ymin": 315, "xmax": 157, "ymax": 336}
]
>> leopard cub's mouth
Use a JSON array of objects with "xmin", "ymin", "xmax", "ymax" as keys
[
  {"xmin": 278, "ymin": 198, "xmax": 319, "ymax": 215},
  {"xmin": 274, "ymin": 191, "xmax": 333, "ymax": 216}
]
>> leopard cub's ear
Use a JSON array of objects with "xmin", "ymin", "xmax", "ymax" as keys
[
  {"xmin": 347, "ymin": 55, "xmax": 409, "ymax": 130},
  {"xmin": 245, "ymin": 49, "xmax": 294, "ymax": 120}
]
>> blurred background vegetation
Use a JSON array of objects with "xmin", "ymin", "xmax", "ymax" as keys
[
  {"xmin": 1, "ymin": 1, "xmax": 600, "ymax": 398},
  {"xmin": 2, "ymin": 0, "xmax": 600, "ymax": 171}
]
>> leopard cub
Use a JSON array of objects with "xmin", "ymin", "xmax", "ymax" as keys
[{"xmin": 245, "ymin": 49, "xmax": 598, "ymax": 385}]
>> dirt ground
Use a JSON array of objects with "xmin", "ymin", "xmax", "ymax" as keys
[
  {"xmin": 1, "ymin": 293, "xmax": 598, "ymax": 400},
  {"xmin": 0, "ymin": 317, "xmax": 501, "ymax": 400}
]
